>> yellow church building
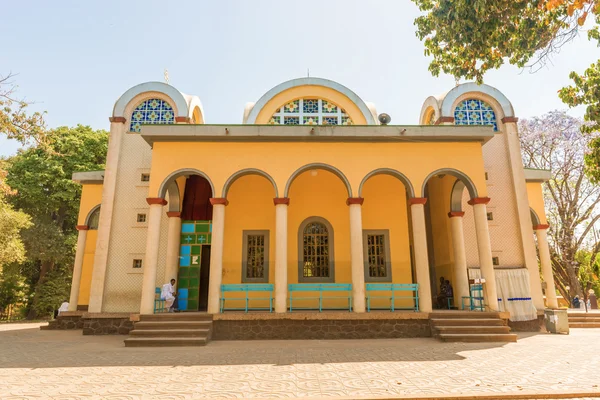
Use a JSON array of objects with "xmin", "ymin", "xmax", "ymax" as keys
[{"xmin": 64, "ymin": 77, "xmax": 558, "ymax": 341}]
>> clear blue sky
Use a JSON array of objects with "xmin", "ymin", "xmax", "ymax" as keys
[{"xmin": 1, "ymin": 0, "xmax": 597, "ymax": 156}]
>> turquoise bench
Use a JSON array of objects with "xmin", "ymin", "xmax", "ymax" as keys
[
  {"xmin": 220, "ymin": 284, "xmax": 274, "ymax": 313},
  {"xmin": 462, "ymin": 284, "xmax": 485, "ymax": 311},
  {"xmin": 154, "ymin": 287, "xmax": 165, "ymax": 314},
  {"xmin": 288, "ymin": 283, "xmax": 352, "ymax": 312},
  {"xmin": 365, "ymin": 283, "xmax": 419, "ymax": 312}
]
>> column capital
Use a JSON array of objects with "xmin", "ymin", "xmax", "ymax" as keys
[
  {"xmin": 435, "ymin": 116, "xmax": 454, "ymax": 125},
  {"xmin": 76, "ymin": 225, "xmax": 89, "ymax": 231},
  {"xmin": 166, "ymin": 211, "xmax": 181, "ymax": 218},
  {"xmin": 501, "ymin": 116, "xmax": 519, "ymax": 123},
  {"xmin": 408, "ymin": 197, "xmax": 427, "ymax": 205},
  {"xmin": 146, "ymin": 197, "xmax": 168, "ymax": 206},
  {"xmin": 346, "ymin": 197, "xmax": 364, "ymax": 206},
  {"xmin": 210, "ymin": 197, "xmax": 229, "ymax": 206},
  {"xmin": 448, "ymin": 211, "xmax": 465, "ymax": 218},
  {"xmin": 108, "ymin": 116, "xmax": 126, "ymax": 123},
  {"xmin": 468, "ymin": 197, "xmax": 491, "ymax": 205},
  {"xmin": 175, "ymin": 116, "xmax": 191, "ymax": 123},
  {"xmin": 533, "ymin": 224, "xmax": 550, "ymax": 230},
  {"xmin": 273, "ymin": 197, "xmax": 290, "ymax": 206}
]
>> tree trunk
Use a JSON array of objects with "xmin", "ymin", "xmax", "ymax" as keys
[{"xmin": 26, "ymin": 260, "xmax": 54, "ymax": 320}]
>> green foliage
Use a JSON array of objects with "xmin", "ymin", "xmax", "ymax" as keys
[
  {"xmin": 0, "ymin": 73, "xmax": 46, "ymax": 145},
  {"xmin": 32, "ymin": 266, "xmax": 71, "ymax": 318},
  {"xmin": 0, "ymin": 197, "xmax": 31, "ymax": 267},
  {"xmin": 4, "ymin": 125, "xmax": 108, "ymax": 317},
  {"xmin": 0, "ymin": 264, "xmax": 28, "ymax": 311},
  {"xmin": 411, "ymin": 0, "xmax": 566, "ymax": 82}
]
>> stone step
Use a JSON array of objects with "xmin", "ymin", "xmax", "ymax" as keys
[
  {"xmin": 429, "ymin": 312, "xmax": 502, "ymax": 319},
  {"xmin": 430, "ymin": 318, "xmax": 506, "ymax": 327},
  {"xmin": 140, "ymin": 313, "xmax": 213, "ymax": 322},
  {"xmin": 124, "ymin": 337, "xmax": 208, "ymax": 347},
  {"xmin": 434, "ymin": 325, "xmax": 511, "ymax": 334},
  {"xmin": 133, "ymin": 321, "xmax": 212, "ymax": 330},
  {"xmin": 568, "ymin": 317, "xmax": 600, "ymax": 323},
  {"xmin": 129, "ymin": 328, "xmax": 210, "ymax": 338},
  {"xmin": 438, "ymin": 333, "xmax": 517, "ymax": 343},
  {"xmin": 569, "ymin": 322, "xmax": 600, "ymax": 328}
]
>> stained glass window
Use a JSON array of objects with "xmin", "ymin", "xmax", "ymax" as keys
[
  {"xmin": 454, "ymin": 99, "xmax": 497, "ymax": 131},
  {"xmin": 269, "ymin": 98, "xmax": 353, "ymax": 125},
  {"xmin": 129, "ymin": 98, "xmax": 175, "ymax": 132}
]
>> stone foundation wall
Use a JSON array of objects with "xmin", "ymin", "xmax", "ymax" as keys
[
  {"xmin": 508, "ymin": 315, "xmax": 546, "ymax": 332},
  {"xmin": 213, "ymin": 318, "xmax": 431, "ymax": 340},
  {"xmin": 82, "ymin": 313, "xmax": 134, "ymax": 335},
  {"xmin": 40, "ymin": 312, "xmax": 84, "ymax": 330}
]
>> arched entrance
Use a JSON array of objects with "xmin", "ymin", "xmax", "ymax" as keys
[
  {"xmin": 160, "ymin": 170, "xmax": 214, "ymax": 312},
  {"xmin": 422, "ymin": 169, "xmax": 478, "ymax": 309}
]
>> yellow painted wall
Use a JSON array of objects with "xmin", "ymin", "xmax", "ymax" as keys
[
  {"xmin": 221, "ymin": 175, "xmax": 276, "ymax": 308},
  {"xmin": 287, "ymin": 169, "xmax": 350, "ymax": 308},
  {"xmin": 254, "ymin": 86, "xmax": 368, "ymax": 125},
  {"xmin": 526, "ymin": 182, "xmax": 548, "ymax": 225},
  {"xmin": 77, "ymin": 184, "xmax": 103, "ymax": 225},
  {"xmin": 148, "ymin": 141, "xmax": 488, "ymax": 201},
  {"xmin": 362, "ymin": 174, "xmax": 415, "ymax": 309},
  {"xmin": 78, "ymin": 229, "xmax": 97, "ymax": 306}
]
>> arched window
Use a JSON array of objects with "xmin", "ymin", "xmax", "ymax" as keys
[
  {"xmin": 298, "ymin": 217, "xmax": 334, "ymax": 282},
  {"xmin": 454, "ymin": 99, "xmax": 497, "ymax": 131},
  {"xmin": 87, "ymin": 206, "xmax": 101, "ymax": 230},
  {"xmin": 129, "ymin": 98, "xmax": 175, "ymax": 132},
  {"xmin": 269, "ymin": 99, "xmax": 353, "ymax": 126}
]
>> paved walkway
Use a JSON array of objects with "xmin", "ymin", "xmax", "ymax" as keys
[{"xmin": 0, "ymin": 323, "xmax": 599, "ymax": 399}]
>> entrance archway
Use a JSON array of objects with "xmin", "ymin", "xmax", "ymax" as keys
[
  {"xmin": 422, "ymin": 169, "xmax": 478, "ymax": 309},
  {"xmin": 160, "ymin": 171, "xmax": 215, "ymax": 312}
]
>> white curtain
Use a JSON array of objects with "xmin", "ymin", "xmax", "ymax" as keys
[{"xmin": 468, "ymin": 268, "xmax": 537, "ymax": 321}]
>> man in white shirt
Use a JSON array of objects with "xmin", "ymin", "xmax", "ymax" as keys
[
  {"xmin": 58, "ymin": 301, "xmax": 69, "ymax": 315},
  {"xmin": 161, "ymin": 279, "xmax": 177, "ymax": 312}
]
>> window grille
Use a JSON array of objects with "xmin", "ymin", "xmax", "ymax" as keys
[
  {"xmin": 269, "ymin": 98, "xmax": 353, "ymax": 126},
  {"xmin": 129, "ymin": 98, "xmax": 174, "ymax": 132},
  {"xmin": 242, "ymin": 231, "xmax": 269, "ymax": 283},
  {"xmin": 137, "ymin": 214, "xmax": 147, "ymax": 223},
  {"xmin": 303, "ymin": 222, "xmax": 330, "ymax": 278},
  {"xmin": 87, "ymin": 207, "xmax": 100, "ymax": 230},
  {"xmin": 141, "ymin": 173, "xmax": 150, "ymax": 182},
  {"xmin": 454, "ymin": 99, "xmax": 497, "ymax": 131},
  {"xmin": 132, "ymin": 259, "xmax": 143, "ymax": 269},
  {"xmin": 363, "ymin": 230, "xmax": 392, "ymax": 282}
]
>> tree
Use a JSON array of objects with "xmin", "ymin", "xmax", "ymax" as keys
[
  {"xmin": 5, "ymin": 125, "xmax": 108, "ymax": 318},
  {"xmin": 519, "ymin": 111, "xmax": 600, "ymax": 301},
  {"xmin": 411, "ymin": 0, "xmax": 600, "ymax": 175},
  {"xmin": 0, "ymin": 194, "xmax": 31, "ymax": 268}
]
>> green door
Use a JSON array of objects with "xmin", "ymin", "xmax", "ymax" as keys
[{"xmin": 178, "ymin": 220, "xmax": 212, "ymax": 311}]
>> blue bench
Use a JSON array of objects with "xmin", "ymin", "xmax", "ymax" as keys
[
  {"xmin": 288, "ymin": 283, "xmax": 352, "ymax": 312},
  {"xmin": 462, "ymin": 284, "xmax": 485, "ymax": 311},
  {"xmin": 154, "ymin": 287, "xmax": 165, "ymax": 314},
  {"xmin": 365, "ymin": 283, "xmax": 419, "ymax": 312},
  {"xmin": 220, "ymin": 284, "xmax": 274, "ymax": 313}
]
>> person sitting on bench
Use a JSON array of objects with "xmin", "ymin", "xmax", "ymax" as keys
[{"xmin": 161, "ymin": 279, "xmax": 177, "ymax": 312}]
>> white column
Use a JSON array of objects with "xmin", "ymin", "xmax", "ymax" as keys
[
  {"xmin": 503, "ymin": 119, "xmax": 545, "ymax": 310},
  {"xmin": 139, "ymin": 198, "xmax": 166, "ymax": 315},
  {"xmin": 469, "ymin": 198, "xmax": 499, "ymax": 311},
  {"xmin": 207, "ymin": 198, "xmax": 227, "ymax": 314},
  {"xmin": 274, "ymin": 198, "xmax": 289, "ymax": 313},
  {"xmin": 165, "ymin": 212, "xmax": 182, "ymax": 283},
  {"xmin": 348, "ymin": 198, "xmax": 366, "ymax": 313},
  {"xmin": 68, "ymin": 226, "xmax": 89, "ymax": 311},
  {"xmin": 88, "ymin": 119, "xmax": 125, "ymax": 312},
  {"xmin": 409, "ymin": 198, "xmax": 432, "ymax": 312},
  {"xmin": 448, "ymin": 212, "xmax": 470, "ymax": 304},
  {"xmin": 535, "ymin": 225, "xmax": 559, "ymax": 309}
]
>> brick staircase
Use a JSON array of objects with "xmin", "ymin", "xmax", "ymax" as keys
[
  {"xmin": 430, "ymin": 311, "xmax": 517, "ymax": 342},
  {"xmin": 568, "ymin": 312, "xmax": 600, "ymax": 328},
  {"xmin": 124, "ymin": 312, "xmax": 213, "ymax": 347}
]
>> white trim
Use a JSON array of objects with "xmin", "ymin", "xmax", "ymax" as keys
[
  {"xmin": 524, "ymin": 168, "xmax": 552, "ymax": 182},
  {"xmin": 246, "ymin": 77, "xmax": 376, "ymax": 125},
  {"xmin": 112, "ymin": 82, "xmax": 188, "ymax": 118},
  {"xmin": 440, "ymin": 83, "xmax": 514, "ymax": 118}
]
